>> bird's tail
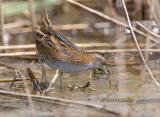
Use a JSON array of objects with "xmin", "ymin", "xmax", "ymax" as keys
[
  {"xmin": 34, "ymin": 26, "xmax": 48, "ymax": 40},
  {"xmin": 41, "ymin": 8, "xmax": 52, "ymax": 28},
  {"xmin": 40, "ymin": 8, "xmax": 55, "ymax": 35}
]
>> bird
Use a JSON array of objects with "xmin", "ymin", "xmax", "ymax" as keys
[{"xmin": 34, "ymin": 9, "xmax": 109, "ymax": 93}]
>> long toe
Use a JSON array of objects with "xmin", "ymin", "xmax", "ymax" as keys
[
  {"xmin": 106, "ymin": 70, "xmax": 110, "ymax": 78},
  {"xmin": 97, "ymin": 68, "xmax": 110, "ymax": 79},
  {"xmin": 39, "ymin": 81, "xmax": 49, "ymax": 90}
]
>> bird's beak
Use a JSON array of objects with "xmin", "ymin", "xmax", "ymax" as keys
[{"xmin": 98, "ymin": 67, "xmax": 110, "ymax": 78}]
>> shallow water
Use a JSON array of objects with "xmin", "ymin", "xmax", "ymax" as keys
[{"xmin": 0, "ymin": 56, "xmax": 160, "ymax": 116}]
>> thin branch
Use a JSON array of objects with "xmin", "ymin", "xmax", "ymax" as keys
[
  {"xmin": 4, "ymin": 20, "xmax": 158, "ymax": 34},
  {"xmin": 1, "ymin": 49, "xmax": 160, "ymax": 57},
  {"xmin": 4, "ymin": 20, "xmax": 30, "ymax": 29},
  {"xmin": 66, "ymin": 0, "xmax": 127, "ymax": 26},
  {"xmin": 136, "ymin": 22, "xmax": 160, "ymax": 39},
  {"xmin": 0, "ymin": 43, "xmax": 146, "ymax": 51},
  {"xmin": 147, "ymin": 0, "xmax": 160, "ymax": 25},
  {"xmin": 0, "ymin": 78, "xmax": 32, "ymax": 83},
  {"xmin": 0, "ymin": 0, "xmax": 4, "ymax": 43},
  {"xmin": 0, "ymin": 61, "xmax": 15, "ymax": 69},
  {"xmin": 66, "ymin": 0, "xmax": 160, "ymax": 43},
  {"xmin": 0, "ymin": 44, "xmax": 35, "ymax": 50},
  {"xmin": 28, "ymin": 0, "xmax": 36, "ymax": 30},
  {"xmin": 0, "ymin": 51, "xmax": 36, "ymax": 57},
  {"xmin": 0, "ymin": 90, "xmax": 120, "ymax": 116},
  {"xmin": 121, "ymin": 0, "xmax": 160, "ymax": 87}
]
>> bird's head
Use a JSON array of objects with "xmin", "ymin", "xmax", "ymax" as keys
[{"xmin": 91, "ymin": 53, "xmax": 110, "ymax": 77}]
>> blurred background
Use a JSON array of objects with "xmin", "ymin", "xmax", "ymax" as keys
[{"xmin": 0, "ymin": 0, "xmax": 160, "ymax": 117}]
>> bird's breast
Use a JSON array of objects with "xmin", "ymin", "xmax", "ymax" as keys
[{"xmin": 45, "ymin": 58, "xmax": 93, "ymax": 73}]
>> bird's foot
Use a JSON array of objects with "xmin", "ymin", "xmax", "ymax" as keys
[
  {"xmin": 78, "ymin": 81, "xmax": 95, "ymax": 92},
  {"xmin": 42, "ymin": 87, "xmax": 55, "ymax": 95},
  {"xmin": 41, "ymin": 82, "xmax": 56, "ymax": 95},
  {"xmin": 105, "ymin": 69, "xmax": 110, "ymax": 78},
  {"xmin": 39, "ymin": 81, "xmax": 49, "ymax": 91},
  {"xmin": 92, "ymin": 68, "xmax": 110, "ymax": 79},
  {"xmin": 68, "ymin": 81, "xmax": 95, "ymax": 92}
]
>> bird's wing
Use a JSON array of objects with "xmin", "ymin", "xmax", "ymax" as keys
[
  {"xmin": 41, "ymin": 8, "xmax": 82, "ymax": 52},
  {"xmin": 52, "ymin": 31, "xmax": 82, "ymax": 52}
]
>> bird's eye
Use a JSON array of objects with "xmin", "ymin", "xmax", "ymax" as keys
[{"xmin": 45, "ymin": 37, "xmax": 52, "ymax": 47}]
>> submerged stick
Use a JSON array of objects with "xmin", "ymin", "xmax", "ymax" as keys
[
  {"xmin": 0, "ymin": 78, "xmax": 31, "ymax": 83},
  {"xmin": 0, "ymin": 61, "xmax": 15, "ymax": 69},
  {"xmin": 0, "ymin": 90, "xmax": 121, "ymax": 116}
]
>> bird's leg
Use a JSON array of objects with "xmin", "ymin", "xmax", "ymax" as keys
[
  {"xmin": 38, "ymin": 54, "xmax": 49, "ymax": 90},
  {"xmin": 98, "ymin": 66, "xmax": 110, "ymax": 78},
  {"xmin": 98, "ymin": 66, "xmax": 111, "ymax": 88},
  {"xmin": 59, "ymin": 72, "xmax": 63, "ymax": 96},
  {"xmin": 41, "ymin": 63, "xmax": 47, "ymax": 82},
  {"xmin": 40, "ymin": 62, "xmax": 49, "ymax": 90},
  {"xmin": 42, "ymin": 70, "xmax": 62, "ymax": 95},
  {"xmin": 50, "ymin": 69, "xmax": 59, "ymax": 87},
  {"xmin": 89, "ymin": 70, "xmax": 94, "ymax": 81},
  {"xmin": 76, "ymin": 70, "xmax": 94, "ymax": 92}
]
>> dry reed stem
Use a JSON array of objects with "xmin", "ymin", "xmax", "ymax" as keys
[
  {"xmin": 0, "ymin": 88, "xmax": 160, "ymax": 105},
  {"xmin": 0, "ymin": 78, "xmax": 31, "ymax": 83},
  {"xmin": 3, "ymin": 21, "xmax": 116, "ymax": 31},
  {"xmin": 4, "ymin": 21, "xmax": 157, "ymax": 35},
  {"xmin": 1, "ymin": 49, "xmax": 160, "ymax": 57},
  {"xmin": 66, "ymin": 0, "xmax": 160, "ymax": 43},
  {"xmin": 144, "ymin": 36, "xmax": 151, "ymax": 62},
  {"xmin": 0, "ymin": 0, "xmax": 4, "ymax": 43},
  {"xmin": 147, "ymin": 0, "xmax": 160, "ymax": 25},
  {"xmin": 0, "ymin": 44, "xmax": 35, "ymax": 50},
  {"xmin": 0, "ymin": 61, "xmax": 15, "ymax": 69},
  {"xmin": 0, "ymin": 43, "xmax": 147, "ymax": 50},
  {"xmin": 121, "ymin": 0, "xmax": 160, "ymax": 87},
  {"xmin": 4, "ymin": 21, "xmax": 30, "ymax": 29},
  {"xmin": 135, "ymin": 0, "xmax": 142, "ymax": 20},
  {"xmin": 66, "ymin": 0, "xmax": 126, "ymax": 26},
  {"xmin": 0, "ymin": 51, "xmax": 36, "ymax": 57},
  {"xmin": 28, "ymin": 0, "xmax": 36, "ymax": 30},
  {"xmin": 136, "ymin": 22, "xmax": 160, "ymax": 39}
]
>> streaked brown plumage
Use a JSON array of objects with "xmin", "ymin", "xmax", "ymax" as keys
[{"xmin": 34, "ymin": 9, "xmax": 109, "ymax": 91}]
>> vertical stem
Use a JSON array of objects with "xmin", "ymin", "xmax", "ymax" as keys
[
  {"xmin": 59, "ymin": 72, "xmax": 63, "ymax": 97},
  {"xmin": 135, "ymin": 0, "xmax": 142, "ymax": 20},
  {"xmin": 28, "ymin": 0, "xmax": 36, "ymax": 31},
  {"xmin": 148, "ymin": 0, "xmax": 160, "ymax": 25},
  {"xmin": 37, "ymin": 54, "xmax": 48, "ymax": 84},
  {"xmin": 0, "ymin": 0, "xmax": 4, "ymax": 45},
  {"xmin": 145, "ymin": 36, "xmax": 151, "ymax": 62}
]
